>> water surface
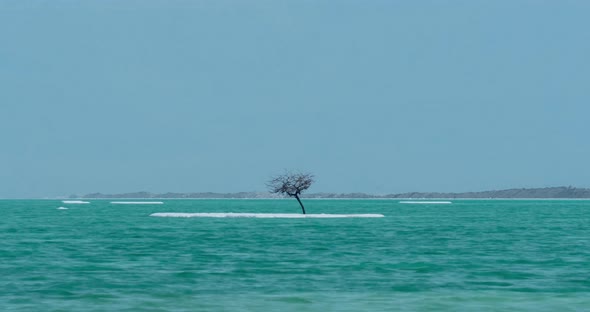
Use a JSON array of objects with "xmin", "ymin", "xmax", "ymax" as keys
[{"xmin": 2, "ymin": 199, "xmax": 589, "ymax": 311}]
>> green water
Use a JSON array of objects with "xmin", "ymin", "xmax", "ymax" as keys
[{"xmin": 2, "ymin": 199, "xmax": 590, "ymax": 311}]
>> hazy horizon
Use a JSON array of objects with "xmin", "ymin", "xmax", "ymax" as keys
[
  {"xmin": 2, "ymin": 1, "xmax": 589, "ymax": 198},
  {"xmin": 1, "ymin": 185, "xmax": 586, "ymax": 200}
]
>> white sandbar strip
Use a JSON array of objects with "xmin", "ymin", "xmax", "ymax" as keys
[
  {"xmin": 399, "ymin": 201, "xmax": 452, "ymax": 204},
  {"xmin": 62, "ymin": 200, "xmax": 90, "ymax": 204},
  {"xmin": 111, "ymin": 201, "xmax": 164, "ymax": 205},
  {"xmin": 150, "ymin": 212, "xmax": 384, "ymax": 218}
]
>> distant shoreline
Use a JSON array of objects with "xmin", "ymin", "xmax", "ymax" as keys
[{"xmin": 65, "ymin": 186, "xmax": 590, "ymax": 199}]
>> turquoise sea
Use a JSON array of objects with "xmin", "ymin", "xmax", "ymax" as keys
[{"xmin": 2, "ymin": 199, "xmax": 590, "ymax": 311}]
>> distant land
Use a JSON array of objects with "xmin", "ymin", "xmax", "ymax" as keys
[{"xmin": 73, "ymin": 186, "xmax": 590, "ymax": 199}]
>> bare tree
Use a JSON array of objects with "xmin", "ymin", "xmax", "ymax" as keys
[{"xmin": 267, "ymin": 172, "xmax": 314, "ymax": 214}]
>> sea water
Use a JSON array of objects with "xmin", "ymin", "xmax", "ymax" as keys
[{"xmin": 1, "ymin": 199, "xmax": 590, "ymax": 311}]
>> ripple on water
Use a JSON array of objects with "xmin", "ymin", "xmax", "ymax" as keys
[{"xmin": 2, "ymin": 199, "xmax": 590, "ymax": 311}]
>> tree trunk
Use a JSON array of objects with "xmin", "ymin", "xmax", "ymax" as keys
[{"xmin": 294, "ymin": 193, "xmax": 306, "ymax": 214}]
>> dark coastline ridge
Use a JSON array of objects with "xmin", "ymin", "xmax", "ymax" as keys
[{"xmin": 72, "ymin": 186, "xmax": 590, "ymax": 199}]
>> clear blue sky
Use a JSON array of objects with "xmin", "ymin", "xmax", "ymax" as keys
[{"xmin": 1, "ymin": 1, "xmax": 589, "ymax": 198}]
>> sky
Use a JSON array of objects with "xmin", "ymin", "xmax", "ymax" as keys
[{"xmin": 1, "ymin": 0, "xmax": 589, "ymax": 198}]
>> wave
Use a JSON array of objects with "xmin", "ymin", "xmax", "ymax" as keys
[
  {"xmin": 111, "ymin": 201, "xmax": 164, "ymax": 205},
  {"xmin": 150, "ymin": 212, "xmax": 384, "ymax": 218},
  {"xmin": 399, "ymin": 201, "xmax": 452, "ymax": 204},
  {"xmin": 62, "ymin": 200, "xmax": 90, "ymax": 204},
  {"xmin": 57, "ymin": 207, "xmax": 69, "ymax": 210}
]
